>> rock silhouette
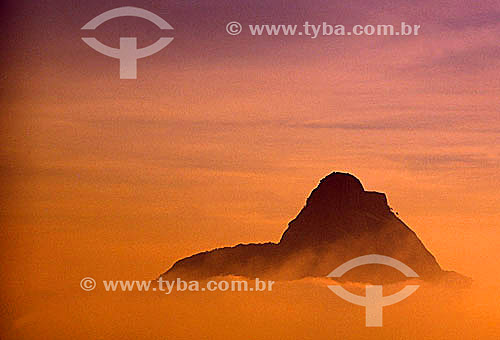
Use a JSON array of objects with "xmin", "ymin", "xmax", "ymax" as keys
[{"xmin": 160, "ymin": 172, "xmax": 470, "ymax": 284}]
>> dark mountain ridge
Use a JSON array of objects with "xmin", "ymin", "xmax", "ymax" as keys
[{"xmin": 160, "ymin": 172, "xmax": 470, "ymax": 285}]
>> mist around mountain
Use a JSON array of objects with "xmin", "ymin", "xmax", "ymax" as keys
[{"xmin": 160, "ymin": 172, "xmax": 470, "ymax": 285}]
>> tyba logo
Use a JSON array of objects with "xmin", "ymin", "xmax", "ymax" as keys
[
  {"xmin": 81, "ymin": 7, "xmax": 173, "ymax": 79},
  {"xmin": 327, "ymin": 254, "xmax": 420, "ymax": 327}
]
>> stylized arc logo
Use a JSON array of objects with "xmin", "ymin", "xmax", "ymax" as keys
[
  {"xmin": 328, "ymin": 254, "xmax": 419, "ymax": 278},
  {"xmin": 81, "ymin": 38, "xmax": 173, "ymax": 59},
  {"xmin": 81, "ymin": 6, "xmax": 173, "ymax": 30},
  {"xmin": 327, "ymin": 254, "xmax": 420, "ymax": 327},
  {"xmin": 81, "ymin": 7, "xmax": 174, "ymax": 79}
]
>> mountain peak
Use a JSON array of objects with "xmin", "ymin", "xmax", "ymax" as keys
[
  {"xmin": 160, "ymin": 172, "xmax": 471, "ymax": 285},
  {"xmin": 279, "ymin": 172, "xmax": 390, "ymax": 249},
  {"xmin": 306, "ymin": 172, "xmax": 365, "ymax": 208}
]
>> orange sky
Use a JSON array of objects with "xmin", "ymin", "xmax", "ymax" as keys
[{"xmin": 1, "ymin": 0, "xmax": 499, "ymax": 314}]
